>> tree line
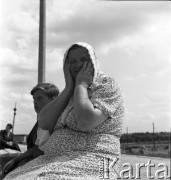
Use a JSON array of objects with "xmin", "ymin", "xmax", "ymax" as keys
[{"xmin": 120, "ymin": 132, "xmax": 170, "ymax": 143}]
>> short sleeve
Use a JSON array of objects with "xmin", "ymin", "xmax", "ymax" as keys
[
  {"xmin": 35, "ymin": 127, "xmax": 50, "ymax": 148},
  {"xmin": 90, "ymin": 76, "xmax": 124, "ymax": 118}
]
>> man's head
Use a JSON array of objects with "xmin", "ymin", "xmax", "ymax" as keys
[
  {"xmin": 6, "ymin": 123, "xmax": 13, "ymax": 133},
  {"xmin": 31, "ymin": 83, "xmax": 60, "ymax": 113}
]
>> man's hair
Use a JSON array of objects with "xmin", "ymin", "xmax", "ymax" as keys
[
  {"xmin": 6, "ymin": 123, "xmax": 13, "ymax": 129},
  {"xmin": 30, "ymin": 83, "xmax": 60, "ymax": 99}
]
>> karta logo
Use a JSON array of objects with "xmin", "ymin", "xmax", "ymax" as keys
[{"xmin": 99, "ymin": 158, "xmax": 170, "ymax": 179}]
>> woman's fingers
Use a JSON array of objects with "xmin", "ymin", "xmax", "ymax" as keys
[
  {"xmin": 75, "ymin": 61, "xmax": 94, "ymax": 87},
  {"xmin": 85, "ymin": 62, "xmax": 94, "ymax": 76},
  {"xmin": 64, "ymin": 60, "xmax": 68, "ymax": 71},
  {"xmin": 78, "ymin": 62, "xmax": 86, "ymax": 75},
  {"xmin": 64, "ymin": 61, "xmax": 71, "ymax": 77},
  {"xmin": 64, "ymin": 60, "xmax": 71, "ymax": 71},
  {"xmin": 63, "ymin": 60, "xmax": 67, "ymax": 70}
]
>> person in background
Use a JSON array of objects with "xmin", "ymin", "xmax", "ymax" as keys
[
  {"xmin": 27, "ymin": 83, "xmax": 60, "ymax": 149},
  {"xmin": 0, "ymin": 124, "xmax": 21, "ymax": 151},
  {"xmin": 2, "ymin": 83, "xmax": 59, "ymax": 177}
]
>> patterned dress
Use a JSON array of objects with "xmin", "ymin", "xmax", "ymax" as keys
[{"xmin": 4, "ymin": 73, "xmax": 124, "ymax": 180}]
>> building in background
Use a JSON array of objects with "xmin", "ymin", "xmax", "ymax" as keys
[{"xmin": 13, "ymin": 134, "xmax": 27, "ymax": 144}]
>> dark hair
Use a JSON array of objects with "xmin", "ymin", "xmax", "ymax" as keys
[
  {"xmin": 66, "ymin": 44, "xmax": 89, "ymax": 60},
  {"xmin": 30, "ymin": 83, "xmax": 60, "ymax": 99},
  {"xmin": 6, "ymin": 123, "xmax": 13, "ymax": 129}
]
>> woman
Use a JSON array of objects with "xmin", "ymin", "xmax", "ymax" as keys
[{"xmin": 3, "ymin": 42, "xmax": 124, "ymax": 180}]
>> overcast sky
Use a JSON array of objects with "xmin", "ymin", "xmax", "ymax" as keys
[{"xmin": 0, "ymin": 0, "xmax": 171, "ymax": 134}]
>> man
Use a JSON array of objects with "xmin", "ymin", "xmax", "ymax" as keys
[
  {"xmin": 0, "ymin": 123, "xmax": 21, "ymax": 151},
  {"xmin": 2, "ymin": 83, "xmax": 59, "ymax": 176},
  {"xmin": 27, "ymin": 83, "xmax": 60, "ymax": 149}
]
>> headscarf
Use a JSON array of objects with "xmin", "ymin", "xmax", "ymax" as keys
[{"xmin": 63, "ymin": 42, "xmax": 100, "ymax": 83}]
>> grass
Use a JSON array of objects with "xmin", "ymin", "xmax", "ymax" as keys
[{"xmin": 121, "ymin": 141, "xmax": 170, "ymax": 158}]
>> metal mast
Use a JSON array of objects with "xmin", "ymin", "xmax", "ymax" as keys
[
  {"xmin": 12, "ymin": 103, "xmax": 17, "ymax": 133},
  {"xmin": 152, "ymin": 122, "xmax": 155, "ymax": 150},
  {"xmin": 38, "ymin": 0, "xmax": 46, "ymax": 83}
]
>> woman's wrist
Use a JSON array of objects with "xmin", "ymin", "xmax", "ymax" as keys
[
  {"xmin": 64, "ymin": 86, "xmax": 74, "ymax": 95},
  {"xmin": 74, "ymin": 84, "xmax": 89, "ymax": 99},
  {"xmin": 75, "ymin": 82, "xmax": 88, "ymax": 89}
]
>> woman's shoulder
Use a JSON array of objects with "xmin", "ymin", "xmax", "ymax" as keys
[{"xmin": 91, "ymin": 72, "xmax": 121, "ymax": 92}]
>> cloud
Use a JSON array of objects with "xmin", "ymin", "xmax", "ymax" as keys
[
  {"xmin": 140, "ymin": 113, "xmax": 156, "ymax": 122},
  {"xmin": 124, "ymin": 77, "xmax": 134, "ymax": 81},
  {"xmin": 137, "ymin": 73, "xmax": 147, "ymax": 79},
  {"xmin": 124, "ymin": 110, "xmax": 171, "ymax": 133},
  {"xmin": 47, "ymin": 1, "xmax": 170, "ymax": 53},
  {"xmin": 9, "ymin": 93, "xmax": 31, "ymax": 101},
  {"xmin": 146, "ymin": 92, "xmax": 170, "ymax": 103},
  {"xmin": 4, "ymin": 11, "xmax": 37, "ymax": 33},
  {"xmin": 0, "ymin": 48, "xmax": 37, "ymax": 90},
  {"xmin": 46, "ymin": 49, "xmax": 63, "ymax": 72},
  {"xmin": 124, "ymin": 73, "xmax": 147, "ymax": 81},
  {"xmin": 149, "ymin": 61, "xmax": 171, "ymax": 79},
  {"xmin": 139, "ymin": 92, "xmax": 171, "ymax": 114},
  {"xmin": 1, "ymin": 1, "xmax": 39, "ymax": 51},
  {"xmin": 138, "ymin": 104, "xmax": 146, "ymax": 108},
  {"xmin": 1, "ymin": 1, "xmax": 171, "ymax": 133}
]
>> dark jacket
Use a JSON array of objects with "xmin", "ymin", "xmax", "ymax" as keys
[
  {"xmin": 27, "ymin": 122, "xmax": 38, "ymax": 150},
  {"xmin": 0, "ymin": 130, "xmax": 14, "ymax": 145},
  {"xmin": 0, "ymin": 130, "xmax": 21, "ymax": 151}
]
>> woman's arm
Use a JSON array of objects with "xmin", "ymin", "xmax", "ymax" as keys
[
  {"xmin": 74, "ymin": 84, "xmax": 108, "ymax": 131},
  {"xmin": 74, "ymin": 62, "xmax": 108, "ymax": 131},
  {"xmin": 38, "ymin": 88, "xmax": 73, "ymax": 131},
  {"xmin": 38, "ymin": 61, "xmax": 74, "ymax": 131}
]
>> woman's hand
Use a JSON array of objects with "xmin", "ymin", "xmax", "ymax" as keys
[
  {"xmin": 63, "ymin": 60, "xmax": 74, "ymax": 92},
  {"xmin": 76, "ymin": 62, "xmax": 94, "ymax": 88},
  {"xmin": 2, "ymin": 158, "xmax": 17, "ymax": 176}
]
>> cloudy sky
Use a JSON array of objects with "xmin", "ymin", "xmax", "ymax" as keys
[{"xmin": 0, "ymin": 0, "xmax": 171, "ymax": 134}]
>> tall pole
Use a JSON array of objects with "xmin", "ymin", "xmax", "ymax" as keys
[
  {"xmin": 38, "ymin": 0, "xmax": 46, "ymax": 83},
  {"xmin": 169, "ymin": 128, "xmax": 171, "ymax": 178},
  {"xmin": 127, "ymin": 127, "xmax": 128, "ymax": 145},
  {"xmin": 12, "ymin": 103, "xmax": 17, "ymax": 134},
  {"xmin": 152, "ymin": 122, "xmax": 155, "ymax": 150}
]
